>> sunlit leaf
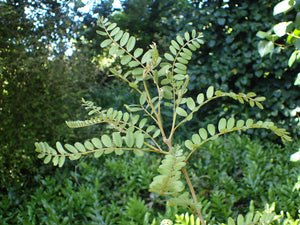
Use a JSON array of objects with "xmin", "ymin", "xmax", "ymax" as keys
[
  {"xmin": 44, "ymin": 155, "xmax": 51, "ymax": 164},
  {"xmin": 141, "ymin": 50, "xmax": 151, "ymax": 64},
  {"xmin": 258, "ymin": 40, "xmax": 274, "ymax": 57},
  {"xmin": 52, "ymin": 156, "xmax": 59, "ymax": 166},
  {"xmin": 207, "ymin": 124, "xmax": 216, "ymax": 136},
  {"xmin": 126, "ymin": 36, "xmax": 136, "ymax": 52},
  {"xmin": 74, "ymin": 142, "xmax": 86, "ymax": 152},
  {"xmin": 206, "ymin": 86, "xmax": 214, "ymax": 98},
  {"xmin": 186, "ymin": 97, "xmax": 195, "ymax": 111},
  {"xmin": 227, "ymin": 117, "xmax": 235, "ymax": 129},
  {"xmin": 135, "ymin": 133, "xmax": 144, "ymax": 148},
  {"xmin": 184, "ymin": 32, "xmax": 190, "ymax": 41},
  {"xmin": 115, "ymin": 149, "xmax": 124, "ymax": 155},
  {"xmin": 236, "ymin": 120, "xmax": 245, "ymax": 128},
  {"xmin": 112, "ymin": 132, "xmax": 122, "ymax": 147},
  {"xmin": 94, "ymin": 150, "xmax": 104, "ymax": 158},
  {"xmin": 197, "ymin": 93, "xmax": 204, "ymax": 104},
  {"xmin": 170, "ymin": 45, "xmax": 177, "ymax": 55},
  {"xmin": 58, "ymin": 156, "xmax": 65, "ymax": 167},
  {"xmin": 153, "ymin": 129, "xmax": 161, "ymax": 138},
  {"xmin": 110, "ymin": 27, "xmax": 120, "ymax": 37},
  {"xmin": 120, "ymin": 32, "xmax": 129, "ymax": 46},
  {"xmin": 164, "ymin": 53, "xmax": 174, "ymax": 61},
  {"xmin": 192, "ymin": 134, "xmax": 201, "ymax": 145},
  {"xmin": 125, "ymin": 131, "xmax": 134, "ymax": 147},
  {"xmin": 176, "ymin": 35, "xmax": 184, "ymax": 45},
  {"xmin": 114, "ymin": 30, "xmax": 124, "ymax": 41},
  {"xmin": 121, "ymin": 55, "xmax": 132, "ymax": 65},
  {"xmin": 139, "ymin": 118, "xmax": 147, "ymax": 129},
  {"xmin": 134, "ymin": 48, "xmax": 143, "ymax": 58},
  {"xmin": 246, "ymin": 119, "xmax": 254, "ymax": 127},
  {"xmin": 106, "ymin": 22, "xmax": 117, "ymax": 31},
  {"xmin": 218, "ymin": 118, "xmax": 227, "ymax": 131},
  {"xmin": 101, "ymin": 135, "xmax": 113, "ymax": 147},
  {"xmin": 100, "ymin": 39, "xmax": 112, "ymax": 48},
  {"xmin": 198, "ymin": 128, "xmax": 208, "ymax": 140},
  {"xmin": 171, "ymin": 40, "xmax": 180, "ymax": 50},
  {"xmin": 176, "ymin": 107, "xmax": 188, "ymax": 117},
  {"xmin": 84, "ymin": 140, "xmax": 94, "ymax": 150},
  {"xmin": 91, "ymin": 138, "xmax": 102, "ymax": 149}
]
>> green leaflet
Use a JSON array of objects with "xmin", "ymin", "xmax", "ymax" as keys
[{"xmin": 149, "ymin": 150, "xmax": 186, "ymax": 196}]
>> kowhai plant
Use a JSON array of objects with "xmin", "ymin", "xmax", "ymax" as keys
[{"xmin": 35, "ymin": 17, "xmax": 292, "ymax": 224}]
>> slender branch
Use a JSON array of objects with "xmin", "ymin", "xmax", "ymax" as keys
[{"xmin": 182, "ymin": 166, "xmax": 206, "ymax": 225}]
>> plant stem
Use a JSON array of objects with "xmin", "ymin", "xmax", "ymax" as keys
[{"xmin": 182, "ymin": 166, "xmax": 206, "ymax": 225}]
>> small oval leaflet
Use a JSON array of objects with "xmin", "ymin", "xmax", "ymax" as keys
[
  {"xmin": 164, "ymin": 53, "xmax": 174, "ymax": 61},
  {"xmin": 141, "ymin": 50, "xmax": 151, "ymax": 64},
  {"xmin": 134, "ymin": 48, "xmax": 143, "ymax": 58},
  {"xmin": 169, "ymin": 45, "xmax": 177, "ymax": 56},
  {"xmin": 171, "ymin": 40, "xmax": 180, "ymax": 50},
  {"xmin": 56, "ymin": 142, "xmax": 66, "ymax": 154},
  {"xmin": 74, "ymin": 142, "xmax": 86, "ymax": 152},
  {"xmin": 139, "ymin": 118, "xmax": 147, "ymax": 129},
  {"xmin": 199, "ymin": 128, "xmax": 208, "ymax": 140},
  {"xmin": 84, "ymin": 140, "xmax": 94, "ymax": 151},
  {"xmin": 125, "ymin": 131, "xmax": 135, "ymax": 148},
  {"xmin": 100, "ymin": 39, "xmax": 112, "ymax": 48},
  {"xmin": 236, "ymin": 120, "xmax": 245, "ymax": 128},
  {"xmin": 129, "ymin": 61, "xmax": 139, "ymax": 68},
  {"xmin": 227, "ymin": 117, "xmax": 235, "ymax": 129},
  {"xmin": 192, "ymin": 134, "xmax": 201, "ymax": 145},
  {"xmin": 174, "ymin": 67, "xmax": 186, "ymax": 75},
  {"xmin": 187, "ymin": 97, "xmax": 195, "ymax": 111},
  {"xmin": 44, "ymin": 155, "xmax": 52, "ymax": 164},
  {"xmin": 126, "ymin": 36, "xmax": 136, "ymax": 52},
  {"xmin": 121, "ymin": 55, "xmax": 132, "ymax": 65},
  {"xmin": 207, "ymin": 124, "xmax": 216, "ymax": 136},
  {"xmin": 120, "ymin": 32, "xmax": 130, "ymax": 46},
  {"xmin": 112, "ymin": 132, "xmax": 122, "ymax": 147},
  {"xmin": 91, "ymin": 138, "xmax": 102, "ymax": 149},
  {"xmin": 153, "ymin": 129, "xmax": 161, "ymax": 138},
  {"xmin": 246, "ymin": 119, "xmax": 254, "ymax": 127},
  {"xmin": 115, "ymin": 149, "xmax": 124, "ymax": 155},
  {"xmin": 184, "ymin": 32, "xmax": 190, "ymax": 41},
  {"xmin": 58, "ymin": 156, "xmax": 65, "ymax": 168},
  {"xmin": 176, "ymin": 35, "xmax": 184, "ymax": 46},
  {"xmin": 177, "ymin": 57, "xmax": 188, "ymax": 64},
  {"xmin": 197, "ymin": 93, "xmax": 204, "ymax": 104},
  {"xmin": 187, "ymin": 43, "xmax": 197, "ymax": 51},
  {"xmin": 106, "ymin": 22, "xmax": 117, "ymax": 31},
  {"xmin": 135, "ymin": 133, "xmax": 144, "ymax": 148},
  {"xmin": 218, "ymin": 118, "xmax": 227, "ymax": 131},
  {"xmin": 114, "ymin": 30, "xmax": 124, "ymax": 41},
  {"xmin": 94, "ymin": 150, "xmax": 104, "ymax": 158},
  {"xmin": 176, "ymin": 107, "xmax": 188, "ymax": 117},
  {"xmin": 123, "ymin": 112, "xmax": 130, "ymax": 122},
  {"xmin": 64, "ymin": 144, "xmax": 78, "ymax": 153},
  {"xmin": 175, "ymin": 63, "xmax": 187, "ymax": 71},
  {"xmin": 185, "ymin": 140, "xmax": 194, "ymax": 150},
  {"xmin": 110, "ymin": 27, "xmax": 120, "ymax": 37},
  {"xmin": 206, "ymin": 86, "xmax": 214, "ymax": 98},
  {"xmin": 101, "ymin": 135, "xmax": 113, "ymax": 147},
  {"xmin": 53, "ymin": 156, "xmax": 59, "ymax": 166}
]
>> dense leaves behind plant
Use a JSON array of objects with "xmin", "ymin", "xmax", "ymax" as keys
[
  {"xmin": 257, "ymin": 0, "xmax": 300, "ymax": 85},
  {"xmin": 35, "ymin": 17, "xmax": 292, "ymax": 223}
]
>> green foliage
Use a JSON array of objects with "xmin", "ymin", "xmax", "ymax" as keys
[
  {"xmin": 33, "ymin": 17, "xmax": 293, "ymax": 224},
  {"xmin": 257, "ymin": 0, "xmax": 300, "ymax": 81},
  {"xmin": 149, "ymin": 149, "xmax": 186, "ymax": 196},
  {"xmin": 2, "ymin": 135, "xmax": 300, "ymax": 224}
]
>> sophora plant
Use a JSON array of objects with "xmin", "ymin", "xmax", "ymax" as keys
[{"xmin": 35, "ymin": 17, "xmax": 292, "ymax": 224}]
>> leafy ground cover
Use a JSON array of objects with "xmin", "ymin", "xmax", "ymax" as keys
[{"xmin": 1, "ymin": 134, "xmax": 299, "ymax": 224}]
